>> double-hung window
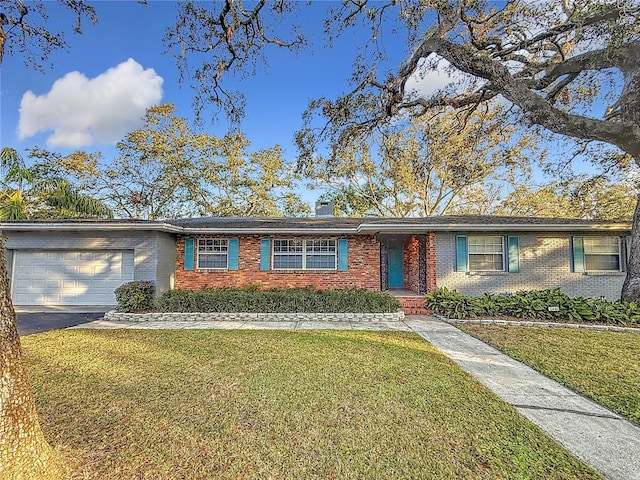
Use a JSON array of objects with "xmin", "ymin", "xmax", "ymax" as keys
[
  {"xmin": 584, "ymin": 237, "xmax": 621, "ymax": 272},
  {"xmin": 273, "ymin": 239, "xmax": 337, "ymax": 270},
  {"xmin": 273, "ymin": 239, "xmax": 303, "ymax": 269},
  {"xmin": 468, "ymin": 235, "xmax": 505, "ymax": 271},
  {"xmin": 197, "ymin": 238, "xmax": 228, "ymax": 269},
  {"xmin": 306, "ymin": 239, "xmax": 337, "ymax": 269}
]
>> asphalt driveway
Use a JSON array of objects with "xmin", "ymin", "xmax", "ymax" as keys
[{"xmin": 17, "ymin": 312, "xmax": 106, "ymax": 336}]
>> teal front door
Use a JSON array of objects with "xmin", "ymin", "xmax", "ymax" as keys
[{"xmin": 387, "ymin": 243, "xmax": 404, "ymax": 288}]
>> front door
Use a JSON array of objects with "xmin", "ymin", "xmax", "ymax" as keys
[{"xmin": 387, "ymin": 242, "xmax": 404, "ymax": 288}]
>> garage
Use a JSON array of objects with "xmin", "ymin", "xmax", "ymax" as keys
[{"xmin": 11, "ymin": 250, "xmax": 134, "ymax": 306}]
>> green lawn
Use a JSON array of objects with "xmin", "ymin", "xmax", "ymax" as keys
[
  {"xmin": 23, "ymin": 329, "xmax": 600, "ymax": 479},
  {"xmin": 461, "ymin": 325, "xmax": 640, "ymax": 425}
]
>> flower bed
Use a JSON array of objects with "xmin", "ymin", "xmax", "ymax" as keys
[
  {"xmin": 425, "ymin": 288, "xmax": 640, "ymax": 327},
  {"xmin": 113, "ymin": 284, "xmax": 402, "ymax": 320}
]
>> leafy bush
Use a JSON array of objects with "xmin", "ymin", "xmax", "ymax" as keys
[
  {"xmin": 423, "ymin": 288, "xmax": 486, "ymax": 319},
  {"xmin": 425, "ymin": 288, "xmax": 640, "ymax": 326},
  {"xmin": 155, "ymin": 286, "xmax": 400, "ymax": 313},
  {"xmin": 114, "ymin": 281, "xmax": 155, "ymax": 313}
]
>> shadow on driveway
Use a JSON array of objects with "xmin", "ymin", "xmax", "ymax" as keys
[{"xmin": 17, "ymin": 312, "xmax": 106, "ymax": 336}]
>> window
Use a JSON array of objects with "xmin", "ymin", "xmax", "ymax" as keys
[
  {"xmin": 273, "ymin": 239, "xmax": 303, "ymax": 269},
  {"xmin": 197, "ymin": 238, "xmax": 228, "ymax": 269},
  {"xmin": 468, "ymin": 236, "xmax": 505, "ymax": 271},
  {"xmin": 584, "ymin": 237, "xmax": 621, "ymax": 271},
  {"xmin": 273, "ymin": 239, "xmax": 336, "ymax": 270}
]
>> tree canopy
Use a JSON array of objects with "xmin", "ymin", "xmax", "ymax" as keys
[
  {"xmin": 308, "ymin": 105, "xmax": 536, "ymax": 217},
  {"xmin": 0, "ymin": 0, "xmax": 97, "ymax": 69},
  {"xmin": 25, "ymin": 104, "xmax": 310, "ymax": 220},
  {"xmin": 497, "ymin": 175, "xmax": 636, "ymax": 220},
  {"xmin": 0, "ymin": 147, "xmax": 112, "ymax": 220}
]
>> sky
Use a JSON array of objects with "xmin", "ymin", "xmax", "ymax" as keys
[
  {"xmin": 1, "ymin": 1, "xmax": 437, "ymax": 175},
  {"xmin": 0, "ymin": 0, "xmax": 623, "ymax": 212}
]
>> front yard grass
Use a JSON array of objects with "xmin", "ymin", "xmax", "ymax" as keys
[
  {"xmin": 23, "ymin": 329, "xmax": 600, "ymax": 479},
  {"xmin": 461, "ymin": 325, "xmax": 640, "ymax": 425}
]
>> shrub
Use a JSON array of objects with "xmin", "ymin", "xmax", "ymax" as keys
[
  {"xmin": 114, "ymin": 281, "xmax": 155, "ymax": 312},
  {"xmin": 425, "ymin": 288, "xmax": 640, "ymax": 326},
  {"xmin": 424, "ymin": 287, "xmax": 486, "ymax": 319},
  {"xmin": 155, "ymin": 286, "xmax": 400, "ymax": 313}
]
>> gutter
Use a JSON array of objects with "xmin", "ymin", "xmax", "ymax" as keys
[
  {"xmin": 357, "ymin": 222, "xmax": 632, "ymax": 233},
  {"xmin": 0, "ymin": 223, "xmax": 359, "ymax": 236},
  {"xmin": 177, "ymin": 227, "xmax": 359, "ymax": 235},
  {"xmin": 0, "ymin": 222, "xmax": 184, "ymax": 233}
]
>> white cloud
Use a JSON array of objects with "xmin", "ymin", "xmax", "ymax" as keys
[{"xmin": 18, "ymin": 58, "xmax": 163, "ymax": 148}]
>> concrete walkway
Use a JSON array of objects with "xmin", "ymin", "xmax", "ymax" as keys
[
  {"xmin": 406, "ymin": 316, "xmax": 640, "ymax": 480},
  {"xmin": 74, "ymin": 318, "xmax": 412, "ymax": 331},
  {"xmin": 74, "ymin": 315, "xmax": 640, "ymax": 480}
]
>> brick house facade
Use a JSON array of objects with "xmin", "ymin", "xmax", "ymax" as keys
[
  {"xmin": 174, "ymin": 230, "xmax": 440, "ymax": 298},
  {"xmin": 175, "ymin": 234, "xmax": 382, "ymax": 291},
  {"xmin": 0, "ymin": 215, "xmax": 632, "ymax": 306}
]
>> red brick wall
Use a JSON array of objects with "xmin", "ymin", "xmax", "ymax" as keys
[
  {"xmin": 175, "ymin": 234, "xmax": 381, "ymax": 291},
  {"xmin": 404, "ymin": 236, "xmax": 420, "ymax": 292}
]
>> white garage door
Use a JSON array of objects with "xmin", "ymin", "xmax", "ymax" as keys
[{"xmin": 11, "ymin": 250, "xmax": 135, "ymax": 306}]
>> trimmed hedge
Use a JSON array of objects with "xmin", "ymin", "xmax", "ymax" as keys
[
  {"xmin": 115, "ymin": 281, "xmax": 155, "ymax": 313},
  {"xmin": 155, "ymin": 286, "xmax": 400, "ymax": 313},
  {"xmin": 425, "ymin": 288, "xmax": 640, "ymax": 326}
]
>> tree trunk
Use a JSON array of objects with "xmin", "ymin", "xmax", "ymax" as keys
[
  {"xmin": 622, "ymin": 195, "xmax": 640, "ymax": 302},
  {"xmin": 0, "ymin": 234, "xmax": 67, "ymax": 479}
]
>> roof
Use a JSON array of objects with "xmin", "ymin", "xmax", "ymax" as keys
[
  {"xmin": 357, "ymin": 215, "xmax": 632, "ymax": 233},
  {"xmin": 0, "ymin": 215, "xmax": 631, "ymax": 234}
]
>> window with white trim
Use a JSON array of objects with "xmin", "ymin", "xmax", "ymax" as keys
[
  {"xmin": 197, "ymin": 238, "xmax": 228, "ymax": 269},
  {"xmin": 468, "ymin": 236, "xmax": 505, "ymax": 271},
  {"xmin": 273, "ymin": 239, "xmax": 336, "ymax": 270},
  {"xmin": 584, "ymin": 237, "xmax": 621, "ymax": 271}
]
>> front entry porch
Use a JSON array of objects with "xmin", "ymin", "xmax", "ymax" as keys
[{"xmin": 378, "ymin": 233, "xmax": 436, "ymax": 315}]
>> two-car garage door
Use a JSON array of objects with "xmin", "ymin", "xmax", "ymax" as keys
[{"xmin": 11, "ymin": 250, "xmax": 134, "ymax": 306}]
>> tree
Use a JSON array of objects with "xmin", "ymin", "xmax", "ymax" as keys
[
  {"xmin": 165, "ymin": 0, "xmax": 307, "ymax": 123},
  {"xmin": 0, "ymin": 148, "xmax": 32, "ymax": 220},
  {"xmin": 0, "ymin": 0, "xmax": 97, "ymax": 69},
  {"xmin": 1, "ymin": 2, "xmax": 98, "ymax": 478},
  {"xmin": 308, "ymin": 106, "xmax": 535, "ymax": 217},
  {"xmin": 104, "ymin": 104, "xmax": 308, "ymax": 218},
  {"xmin": 99, "ymin": 104, "xmax": 204, "ymax": 219},
  {"xmin": 497, "ymin": 176, "xmax": 636, "ymax": 220},
  {"xmin": 166, "ymin": 0, "xmax": 640, "ymax": 300},
  {"xmin": 33, "ymin": 178, "xmax": 113, "ymax": 219},
  {"xmin": 30, "ymin": 105, "xmax": 310, "ymax": 219},
  {"xmin": 0, "ymin": 147, "xmax": 113, "ymax": 221},
  {"xmin": 0, "ymin": 243, "xmax": 68, "ymax": 478},
  {"xmin": 196, "ymin": 140, "xmax": 311, "ymax": 217}
]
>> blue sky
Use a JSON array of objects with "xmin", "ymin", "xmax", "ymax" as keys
[
  {"xmin": 1, "ymin": 1, "xmax": 418, "ymax": 168},
  {"xmin": 1, "ymin": 0, "xmax": 622, "ymax": 212}
]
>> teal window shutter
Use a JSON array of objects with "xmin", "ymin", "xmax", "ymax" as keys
[
  {"xmin": 337, "ymin": 238, "xmax": 348, "ymax": 271},
  {"xmin": 260, "ymin": 238, "xmax": 271, "ymax": 271},
  {"xmin": 184, "ymin": 237, "xmax": 195, "ymax": 271},
  {"xmin": 507, "ymin": 236, "xmax": 520, "ymax": 273},
  {"xmin": 456, "ymin": 235, "xmax": 468, "ymax": 272},
  {"xmin": 228, "ymin": 238, "xmax": 239, "ymax": 271},
  {"xmin": 572, "ymin": 236, "xmax": 585, "ymax": 273}
]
